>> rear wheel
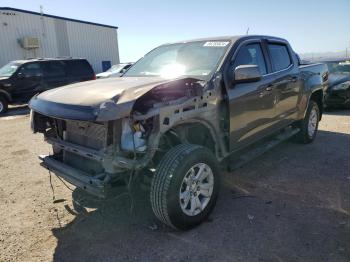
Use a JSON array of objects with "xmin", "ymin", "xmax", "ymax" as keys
[
  {"xmin": 150, "ymin": 144, "xmax": 220, "ymax": 230},
  {"xmin": 295, "ymin": 100, "xmax": 320, "ymax": 143},
  {"xmin": 0, "ymin": 96, "xmax": 8, "ymax": 114}
]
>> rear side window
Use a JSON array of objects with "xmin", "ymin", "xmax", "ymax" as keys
[
  {"xmin": 42, "ymin": 61, "xmax": 66, "ymax": 78},
  {"xmin": 66, "ymin": 60, "xmax": 93, "ymax": 77},
  {"xmin": 232, "ymin": 43, "xmax": 267, "ymax": 75},
  {"xmin": 268, "ymin": 44, "xmax": 292, "ymax": 71}
]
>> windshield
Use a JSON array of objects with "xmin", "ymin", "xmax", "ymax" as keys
[
  {"xmin": 0, "ymin": 62, "xmax": 20, "ymax": 77},
  {"xmin": 124, "ymin": 40, "xmax": 231, "ymax": 79},
  {"xmin": 107, "ymin": 64, "xmax": 127, "ymax": 73},
  {"xmin": 326, "ymin": 62, "xmax": 350, "ymax": 75}
]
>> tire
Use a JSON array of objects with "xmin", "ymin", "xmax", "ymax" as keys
[
  {"xmin": 295, "ymin": 100, "xmax": 320, "ymax": 144},
  {"xmin": 0, "ymin": 96, "xmax": 8, "ymax": 114},
  {"xmin": 150, "ymin": 144, "xmax": 220, "ymax": 230}
]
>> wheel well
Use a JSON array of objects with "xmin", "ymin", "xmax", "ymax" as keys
[
  {"xmin": 0, "ymin": 91, "xmax": 10, "ymax": 102},
  {"xmin": 161, "ymin": 123, "xmax": 216, "ymax": 154},
  {"xmin": 310, "ymin": 90, "xmax": 323, "ymax": 120}
]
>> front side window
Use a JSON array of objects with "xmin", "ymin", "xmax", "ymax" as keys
[
  {"xmin": 0, "ymin": 62, "xmax": 20, "ymax": 77},
  {"xmin": 18, "ymin": 63, "xmax": 42, "ymax": 76},
  {"xmin": 232, "ymin": 43, "xmax": 267, "ymax": 75},
  {"xmin": 124, "ymin": 40, "xmax": 231, "ymax": 79},
  {"xmin": 268, "ymin": 43, "xmax": 292, "ymax": 71}
]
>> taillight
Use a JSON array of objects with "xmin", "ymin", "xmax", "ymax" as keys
[{"xmin": 92, "ymin": 74, "xmax": 97, "ymax": 80}]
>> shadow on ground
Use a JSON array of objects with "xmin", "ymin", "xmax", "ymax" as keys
[
  {"xmin": 51, "ymin": 130, "xmax": 350, "ymax": 262},
  {"xmin": 323, "ymin": 108, "xmax": 350, "ymax": 116},
  {"xmin": 0, "ymin": 105, "xmax": 29, "ymax": 118}
]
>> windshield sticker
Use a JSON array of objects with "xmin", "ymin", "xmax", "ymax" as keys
[{"xmin": 203, "ymin": 41, "xmax": 229, "ymax": 47}]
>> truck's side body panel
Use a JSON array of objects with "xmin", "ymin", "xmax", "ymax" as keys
[{"xmin": 222, "ymin": 36, "xmax": 327, "ymax": 152}]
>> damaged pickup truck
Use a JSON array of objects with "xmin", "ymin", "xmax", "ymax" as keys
[{"xmin": 29, "ymin": 35, "xmax": 328, "ymax": 230}]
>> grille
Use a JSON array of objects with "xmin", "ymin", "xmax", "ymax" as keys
[{"xmin": 65, "ymin": 121, "xmax": 106, "ymax": 150}]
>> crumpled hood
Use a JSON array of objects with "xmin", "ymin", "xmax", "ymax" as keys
[
  {"xmin": 328, "ymin": 74, "xmax": 350, "ymax": 87},
  {"xmin": 36, "ymin": 77, "xmax": 168, "ymax": 106},
  {"xmin": 29, "ymin": 76, "xmax": 196, "ymax": 121}
]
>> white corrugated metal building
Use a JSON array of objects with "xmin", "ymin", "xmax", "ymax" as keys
[{"xmin": 0, "ymin": 7, "xmax": 119, "ymax": 73}]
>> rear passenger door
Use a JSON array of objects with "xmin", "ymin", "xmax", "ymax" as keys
[
  {"xmin": 42, "ymin": 61, "xmax": 68, "ymax": 90},
  {"xmin": 227, "ymin": 41, "xmax": 278, "ymax": 151},
  {"xmin": 267, "ymin": 42, "xmax": 300, "ymax": 125}
]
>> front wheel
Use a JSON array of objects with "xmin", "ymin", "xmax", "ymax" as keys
[
  {"xmin": 150, "ymin": 144, "xmax": 220, "ymax": 230},
  {"xmin": 0, "ymin": 96, "xmax": 8, "ymax": 114},
  {"xmin": 295, "ymin": 100, "xmax": 320, "ymax": 144}
]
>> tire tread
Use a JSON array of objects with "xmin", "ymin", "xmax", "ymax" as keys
[{"xmin": 150, "ymin": 144, "xmax": 202, "ymax": 229}]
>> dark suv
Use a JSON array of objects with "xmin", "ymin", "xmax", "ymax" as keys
[{"xmin": 0, "ymin": 58, "xmax": 95, "ymax": 114}]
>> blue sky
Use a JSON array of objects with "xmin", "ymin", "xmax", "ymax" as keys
[{"xmin": 1, "ymin": 0, "xmax": 349, "ymax": 62}]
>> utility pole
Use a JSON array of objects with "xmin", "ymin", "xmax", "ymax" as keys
[
  {"xmin": 246, "ymin": 27, "xmax": 250, "ymax": 35},
  {"xmin": 346, "ymin": 43, "xmax": 350, "ymax": 59},
  {"xmin": 40, "ymin": 5, "xmax": 46, "ymax": 38}
]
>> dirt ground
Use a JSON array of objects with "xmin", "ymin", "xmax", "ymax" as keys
[{"xmin": 0, "ymin": 106, "xmax": 349, "ymax": 262}]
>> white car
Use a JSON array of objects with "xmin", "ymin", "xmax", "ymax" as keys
[{"xmin": 96, "ymin": 63, "xmax": 133, "ymax": 79}]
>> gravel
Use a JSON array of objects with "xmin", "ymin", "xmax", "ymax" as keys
[{"xmin": 0, "ymin": 108, "xmax": 349, "ymax": 262}]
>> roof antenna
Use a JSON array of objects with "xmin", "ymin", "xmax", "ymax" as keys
[{"xmin": 246, "ymin": 27, "xmax": 250, "ymax": 35}]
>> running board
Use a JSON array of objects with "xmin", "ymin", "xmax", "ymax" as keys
[{"xmin": 228, "ymin": 126, "xmax": 300, "ymax": 171}]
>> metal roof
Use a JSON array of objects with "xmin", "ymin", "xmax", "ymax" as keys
[
  {"xmin": 12, "ymin": 57, "xmax": 88, "ymax": 64},
  {"xmin": 0, "ymin": 7, "xmax": 118, "ymax": 29}
]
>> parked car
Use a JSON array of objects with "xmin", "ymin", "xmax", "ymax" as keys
[
  {"xmin": 0, "ymin": 58, "xmax": 95, "ymax": 114},
  {"xmin": 96, "ymin": 63, "xmax": 133, "ymax": 79},
  {"xmin": 322, "ymin": 60, "xmax": 350, "ymax": 108},
  {"xmin": 29, "ymin": 35, "xmax": 328, "ymax": 230}
]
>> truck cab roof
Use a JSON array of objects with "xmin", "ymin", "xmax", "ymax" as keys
[{"xmin": 168, "ymin": 35, "xmax": 289, "ymax": 45}]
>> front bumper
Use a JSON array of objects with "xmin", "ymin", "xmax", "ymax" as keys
[{"xmin": 39, "ymin": 155, "xmax": 112, "ymax": 198}]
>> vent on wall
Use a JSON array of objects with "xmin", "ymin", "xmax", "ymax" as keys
[{"xmin": 21, "ymin": 37, "xmax": 39, "ymax": 49}]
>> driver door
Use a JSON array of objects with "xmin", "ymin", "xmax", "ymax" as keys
[
  {"xmin": 13, "ymin": 62, "xmax": 43, "ymax": 101},
  {"xmin": 226, "ymin": 42, "xmax": 278, "ymax": 151}
]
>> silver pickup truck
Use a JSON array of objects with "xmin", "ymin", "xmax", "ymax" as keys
[{"xmin": 29, "ymin": 35, "xmax": 328, "ymax": 230}]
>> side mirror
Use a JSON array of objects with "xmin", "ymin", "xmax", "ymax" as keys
[
  {"xmin": 234, "ymin": 65, "xmax": 262, "ymax": 83},
  {"xmin": 17, "ymin": 72, "xmax": 25, "ymax": 79}
]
